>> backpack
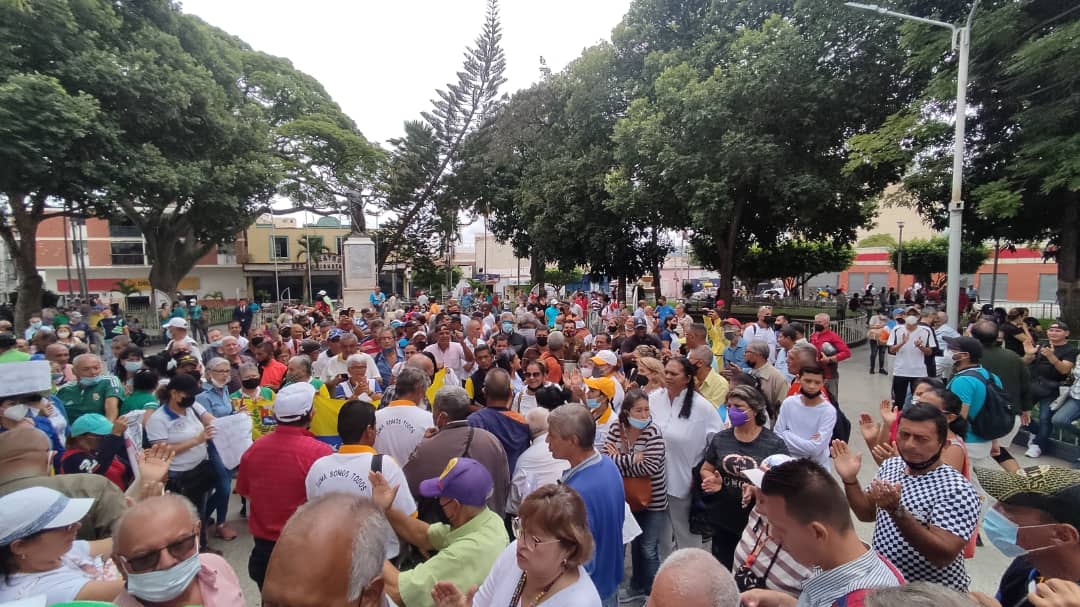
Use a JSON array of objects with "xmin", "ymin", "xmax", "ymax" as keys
[{"xmin": 951, "ymin": 368, "xmax": 1016, "ymax": 440}]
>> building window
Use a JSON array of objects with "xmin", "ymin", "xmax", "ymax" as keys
[
  {"xmin": 108, "ymin": 217, "xmax": 141, "ymax": 239},
  {"xmin": 271, "ymin": 235, "xmax": 289, "ymax": 259},
  {"xmin": 111, "ymin": 241, "xmax": 146, "ymax": 266},
  {"xmin": 978, "ymin": 273, "xmax": 1007, "ymax": 302},
  {"xmin": 1038, "ymin": 274, "xmax": 1058, "ymax": 302}
]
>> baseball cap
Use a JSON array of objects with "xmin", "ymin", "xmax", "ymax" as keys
[
  {"xmin": 0, "ymin": 487, "xmax": 93, "ymax": 546},
  {"xmin": 892, "ymin": 308, "xmax": 906, "ymax": 318},
  {"xmin": 328, "ymin": 328, "xmax": 346, "ymax": 341},
  {"xmin": 390, "ymin": 320, "xmax": 405, "ymax": 329},
  {"xmin": 722, "ymin": 317, "xmax": 741, "ymax": 328},
  {"xmin": 274, "ymin": 382, "xmax": 317, "ymax": 422},
  {"xmin": 944, "ymin": 336, "xmax": 983, "ymax": 359},
  {"xmin": 742, "ymin": 454, "xmax": 796, "ymax": 488},
  {"xmin": 584, "ymin": 376, "xmax": 616, "ymax": 400},
  {"xmin": 418, "ymin": 457, "xmax": 493, "ymax": 507},
  {"xmin": 175, "ymin": 354, "xmax": 199, "ymax": 368},
  {"xmin": 974, "ymin": 465, "xmax": 1080, "ymax": 529},
  {"xmin": 590, "ymin": 350, "xmax": 618, "ymax": 367},
  {"xmin": 70, "ymin": 414, "xmax": 113, "ymax": 437},
  {"xmin": 633, "ymin": 317, "xmax": 647, "ymax": 329},
  {"xmin": 162, "ymin": 317, "xmax": 189, "ymax": 330},
  {"xmin": 300, "ymin": 339, "xmax": 322, "ymax": 354},
  {"xmin": 1049, "ymin": 320, "xmax": 1070, "ymax": 331}
]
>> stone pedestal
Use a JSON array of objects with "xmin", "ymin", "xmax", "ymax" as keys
[{"xmin": 341, "ymin": 234, "xmax": 377, "ymax": 311}]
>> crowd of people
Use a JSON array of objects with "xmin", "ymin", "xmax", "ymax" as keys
[{"xmin": 0, "ymin": 290, "xmax": 1078, "ymax": 607}]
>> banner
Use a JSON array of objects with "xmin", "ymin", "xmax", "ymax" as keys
[{"xmin": 310, "ymin": 392, "xmax": 348, "ymax": 450}]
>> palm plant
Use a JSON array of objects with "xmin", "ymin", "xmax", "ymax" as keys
[{"xmin": 297, "ymin": 235, "xmax": 331, "ymax": 302}]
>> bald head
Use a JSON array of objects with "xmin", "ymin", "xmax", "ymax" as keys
[
  {"xmin": 483, "ymin": 367, "xmax": 512, "ymax": 405},
  {"xmin": 649, "ymin": 548, "xmax": 740, "ymax": 607},
  {"xmin": 0, "ymin": 426, "xmax": 52, "ymax": 475},
  {"xmin": 406, "ymin": 353, "xmax": 434, "ymax": 378},
  {"xmin": 263, "ymin": 494, "xmax": 390, "ymax": 607},
  {"xmin": 45, "ymin": 343, "xmax": 70, "ymax": 365},
  {"xmin": 113, "ymin": 495, "xmax": 199, "ymax": 574}
]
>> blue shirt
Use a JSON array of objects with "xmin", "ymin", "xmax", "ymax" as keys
[
  {"xmin": 563, "ymin": 453, "xmax": 625, "ymax": 600},
  {"xmin": 370, "ymin": 292, "xmax": 385, "ymax": 307},
  {"xmin": 948, "ymin": 366, "xmax": 1002, "ymax": 444},
  {"xmin": 189, "ymin": 304, "xmax": 202, "ymax": 320},
  {"xmin": 544, "ymin": 306, "xmax": 558, "ymax": 328},
  {"xmin": 655, "ymin": 304, "xmax": 675, "ymax": 324},
  {"xmin": 195, "ymin": 382, "xmax": 233, "ymax": 418},
  {"xmin": 723, "ymin": 338, "xmax": 750, "ymax": 371}
]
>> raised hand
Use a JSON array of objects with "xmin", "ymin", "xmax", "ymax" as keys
[
  {"xmin": 1029, "ymin": 579, "xmax": 1080, "ymax": 607},
  {"xmin": 830, "ymin": 439, "xmax": 862, "ymax": 484},
  {"xmin": 430, "ymin": 581, "xmax": 468, "ymax": 607},
  {"xmin": 138, "ymin": 444, "xmax": 175, "ymax": 485},
  {"xmin": 879, "ymin": 399, "xmax": 898, "ymax": 426},
  {"xmin": 858, "ymin": 413, "xmax": 880, "ymax": 447},
  {"xmin": 872, "ymin": 441, "xmax": 899, "ymax": 463},
  {"xmin": 368, "ymin": 471, "xmax": 400, "ymax": 512}
]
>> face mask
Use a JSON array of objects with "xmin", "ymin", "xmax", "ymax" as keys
[
  {"xmin": 952, "ymin": 354, "xmax": 967, "ymax": 363},
  {"xmin": 580, "ymin": 366, "xmax": 593, "ymax": 379},
  {"xmin": 905, "ymin": 316, "xmax": 918, "ymax": 326},
  {"xmin": 3, "ymin": 404, "xmax": 29, "ymax": 421},
  {"xmin": 125, "ymin": 550, "xmax": 201, "ymax": 602},
  {"xmin": 728, "ymin": 407, "xmax": 751, "ymax": 427},
  {"xmin": 983, "ymin": 508, "xmax": 1025, "ymax": 558},
  {"xmin": 502, "ymin": 322, "xmax": 514, "ymax": 334},
  {"xmin": 124, "ymin": 361, "xmax": 143, "ymax": 373},
  {"xmin": 628, "ymin": 416, "xmax": 650, "ymax": 430},
  {"xmin": 30, "ymin": 321, "xmax": 41, "ymax": 328},
  {"xmin": 607, "ymin": 326, "xmax": 617, "ymax": 333},
  {"xmin": 51, "ymin": 372, "xmax": 65, "ymax": 385},
  {"xmin": 800, "ymin": 388, "xmax": 821, "ymax": 400},
  {"xmin": 78, "ymin": 376, "xmax": 100, "ymax": 387},
  {"xmin": 178, "ymin": 395, "xmax": 196, "ymax": 408},
  {"xmin": 210, "ymin": 340, "xmax": 223, "ymax": 349},
  {"xmin": 586, "ymin": 398, "xmax": 602, "ymax": 410},
  {"xmin": 902, "ymin": 446, "xmax": 942, "ymax": 471},
  {"xmin": 57, "ymin": 331, "xmax": 70, "ymax": 338},
  {"xmin": 814, "ymin": 323, "xmax": 825, "ymax": 332},
  {"xmin": 536, "ymin": 336, "xmax": 548, "ymax": 347},
  {"xmin": 241, "ymin": 378, "xmax": 260, "ymax": 390}
]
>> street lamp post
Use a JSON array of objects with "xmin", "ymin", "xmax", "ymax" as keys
[
  {"xmin": 846, "ymin": 1, "xmax": 980, "ymax": 327},
  {"xmin": 897, "ymin": 220, "xmax": 905, "ymax": 293}
]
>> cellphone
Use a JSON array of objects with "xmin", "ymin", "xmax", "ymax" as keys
[{"xmin": 338, "ymin": 373, "xmax": 349, "ymax": 382}]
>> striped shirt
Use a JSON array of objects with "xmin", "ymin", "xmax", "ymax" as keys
[
  {"xmin": 604, "ymin": 422, "xmax": 668, "ymax": 511},
  {"xmin": 733, "ymin": 511, "xmax": 811, "ymax": 597},
  {"xmin": 796, "ymin": 547, "xmax": 904, "ymax": 607}
]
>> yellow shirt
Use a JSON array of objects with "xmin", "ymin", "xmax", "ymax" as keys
[
  {"xmin": 697, "ymin": 370, "xmax": 730, "ymax": 409},
  {"xmin": 703, "ymin": 316, "xmax": 729, "ymax": 358}
]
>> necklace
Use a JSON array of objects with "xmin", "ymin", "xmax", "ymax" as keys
[{"xmin": 508, "ymin": 567, "xmax": 567, "ymax": 607}]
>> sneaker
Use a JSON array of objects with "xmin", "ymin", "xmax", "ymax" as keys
[
  {"xmin": 879, "ymin": 368, "xmax": 888, "ymax": 375},
  {"xmin": 619, "ymin": 588, "xmax": 648, "ymax": 603},
  {"xmin": 869, "ymin": 368, "xmax": 876, "ymax": 374},
  {"xmin": 1025, "ymin": 444, "xmax": 1043, "ymax": 458}
]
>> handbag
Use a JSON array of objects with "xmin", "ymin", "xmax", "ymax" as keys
[{"xmin": 620, "ymin": 433, "xmax": 652, "ymax": 512}]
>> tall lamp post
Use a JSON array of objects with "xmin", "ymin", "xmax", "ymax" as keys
[
  {"xmin": 845, "ymin": 0, "xmax": 980, "ymax": 328},
  {"xmin": 897, "ymin": 220, "xmax": 905, "ymax": 293}
]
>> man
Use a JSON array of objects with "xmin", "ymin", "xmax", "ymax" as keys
[
  {"xmin": 252, "ymin": 338, "xmax": 287, "ymax": 389},
  {"xmin": 495, "ymin": 312, "xmax": 527, "ymax": 358},
  {"xmin": 648, "ymin": 548, "xmax": 740, "ymax": 607},
  {"xmin": 539, "ymin": 330, "xmax": 565, "ymax": 385},
  {"xmin": 95, "ymin": 306, "xmax": 127, "ymax": 365},
  {"xmin": 917, "ymin": 308, "xmax": 943, "ymax": 378},
  {"xmin": 0, "ymin": 332, "xmax": 30, "ymax": 363},
  {"xmin": 946, "ymin": 336, "xmax": 1011, "ymax": 469},
  {"xmin": 721, "ymin": 318, "xmax": 750, "ymax": 372},
  {"xmin": 703, "ymin": 307, "xmax": 728, "ymax": 360},
  {"xmin": 689, "ymin": 345, "xmax": 729, "ymax": 409},
  {"xmin": 370, "ymin": 285, "xmax": 386, "ymax": 317},
  {"xmin": 746, "ymin": 340, "xmax": 788, "ymax": 424},
  {"xmin": 547, "ymin": 403, "xmax": 625, "ymax": 605},
  {"xmin": 375, "ymin": 367, "xmax": 435, "ymax": 465},
  {"xmin": 742, "ymin": 459, "xmax": 904, "ymax": 607},
  {"xmin": 236, "ymin": 382, "xmax": 333, "ymax": 588},
  {"xmin": 0, "ymin": 425, "xmax": 126, "ymax": 540},
  {"xmin": 56, "ymin": 353, "xmax": 123, "ymax": 423},
  {"xmin": 163, "ymin": 317, "xmax": 201, "ymax": 359},
  {"xmin": 933, "ymin": 311, "xmax": 962, "ymax": 379},
  {"xmin": 227, "ymin": 320, "xmax": 249, "ymax": 351},
  {"xmin": 404, "ymin": 385, "xmax": 509, "ymax": 520},
  {"xmin": 1024, "ymin": 320, "xmax": 1077, "ymax": 459},
  {"xmin": 774, "ymin": 326, "xmax": 798, "ymax": 380},
  {"xmin": 200, "ymin": 328, "xmax": 224, "ymax": 366},
  {"xmin": 654, "ymin": 295, "xmax": 675, "ymax": 326},
  {"xmin": 232, "ymin": 298, "xmax": 254, "ymax": 336},
  {"xmin": 45, "ymin": 342, "xmax": 76, "ymax": 384},
  {"xmin": 509, "ymin": 407, "xmax": 569, "ymax": 514},
  {"xmin": 306, "ymin": 399, "xmax": 416, "ymax": 559},
  {"xmin": 218, "ymin": 336, "xmax": 253, "ymax": 393},
  {"xmin": 371, "ymin": 457, "xmax": 508, "ymax": 607},
  {"xmin": 423, "ymin": 324, "xmax": 473, "ymax": 383},
  {"xmin": 809, "ymin": 313, "xmax": 850, "ymax": 400},
  {"xmin": 743, "ymin": 306, "xmax": 778, "ymax": 363},
  {"xmin": 833, "ymin": 404, "xmax": 979, "ymax": 591},
  {"xmin": 375, "ymin": 328, "xmax": 403, "ymax": 386},
  {"xmin": 416, "ymin": 290, "xmax": 429, "ymax": 308},
  {"xmin": 973, "ymin": 466, "xmax": 1080, "ymax": 607},
  {"xmin": 545, "ymin": 299, "xmax": 559, "ymax": 328},
  {"xmin": 464, "ymin": 344, "xmax": 494, "ymax": 407},
  {"xmin": 886, "ymin": 309, "xmax": 935, "ymax": 408},
  {"xmin": 112, "ymin": 494, "xmax": 245, "ymax": 607},
  {"xmin": 468, "ymin": 368, "xmax": 531, "ymax": 475},
  {"xmin": 322, "ymin": 333, "xmax": 379, "ymax": 392},
  {"xmin": 972, "ymin": 320, "xmax": 1030, "ymax": 459},
  {"xmin": 262, "ymin": 493, "xmax": 392, "ymax": 607},
  {"xmin": 620, "ymin": 317, "xmax": 664, "ymax": 372}
]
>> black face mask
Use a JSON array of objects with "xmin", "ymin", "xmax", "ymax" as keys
[
  {"xmin": 607, "ymin": 326, "xmax": 617, "ymax": 333},
  {"xmin": 536, "ymin": 336, "xmax": 548, "ymax": 347},
  {"xmin": 800, "ymin": 389, "xmax": 821, "ymax": 400},
  {"xmin": 773, "ymin": 323, "xmax": 782, "ymax": 331},
  {"xmin": 178, "ymin": 394, "xmax": 196, "ymax": 408},
  {"xmin": 903, "ymin": 445, "xmax": 943, "ymax": 471},
  {"xmin": 814, "ymin": 323, "xmax": 826, "ymax": 332},
  {"xmin": 241, "ymin": 378, "xmax": 261, "ymax": 390}
]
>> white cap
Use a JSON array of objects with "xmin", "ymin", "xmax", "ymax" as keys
[
  {"xmin": 317, "ymin": 290, "xmax": 327, "ymax": 296},
  {"xmin": 0, "ymin": 487, "xmax": 93, "ymax": 546},
  {"xmin": 741, "ymin": 454, "xmax": 797, "ymax": 488},
  {"xmin": 162, "ymin": 317, "xmax": 189, "ymax": 330},
  {"xmin": 590, "ymin": 350, "xmax": 618, "ymax": 367},
  {"xmin": 0, "ymin": 361, "xmax": 52, "ymax": 399},
  {"xmin": 274, "ymin": 382, "xmax": 317, "ymax": 422}
]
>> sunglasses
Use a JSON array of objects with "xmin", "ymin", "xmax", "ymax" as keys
[
  {"xmin": 118, "ymin": 529, "xmax": 199, "ymax": 573},
  {"xmin": 524, "ymin": 371, "xmax": 543, "ymax": 378}
]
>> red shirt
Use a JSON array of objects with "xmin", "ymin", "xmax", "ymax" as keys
[
  {"xmin": 259, "ymin": 358, "xmax": 287, "ymax": 389},
  {"xmin": 236, "ymin": 425, "xmax": 332, "ymax": 541},
  {"xmin": 539, "ymin": 351, "xmax": 563, "ymax": 385},
  {"xmin": 808, "ymin": 330, "xmax": 851, "ymax": 379}
]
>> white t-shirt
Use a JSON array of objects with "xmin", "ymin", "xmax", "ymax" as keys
[
  {"xmin": 305, "ymin": 449, "xmax": 417, "ymax": 558},
  {"xmin": 374, "ymin": 404, "xmax": 435, "ymax": 465},
  {"xmin": 146, "ymin": 403, "xmax": 209, "ymax": 472},
  {"xmin": 321, "ymin": 352, "xmax": 379, "ymax": 382},
  {"xmin": 648, "ymin": 388, "xmax": 726, "ymax": 498},
  {"xmin": 473, "ymin": 542, "xmax": 601, "ymax": 607},
  {"xmin": 743, "ymin": 323, "xmax": 778, "ymax": 363},
  {"xmin": 0, "ymin": 541, "xmax": 104, "ymax": 605},
  {"xmin": 509, "ymin": 434, "xmax": 569, "ymax": 514},
  {"xmin": 774, "ymin": 395, "xmax": 837, "ymax": 469},
  {"xmin": 887, "ymin": 324, "xmax": 936, "ymax": 378},
  {"xmin": 513, "ymin": 383, "xmax": 554, "ymax": 415}
]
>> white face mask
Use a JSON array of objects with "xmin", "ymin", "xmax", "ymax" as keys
[
  {"xmin": 905, "ymin": 316, "xmax": 919, "ymax": 326},
  {"xmin": 125, "ymin": 550, "xmax": 201, "ymax": 602}
]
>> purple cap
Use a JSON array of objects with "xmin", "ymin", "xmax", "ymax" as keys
[{"xmin": 418, "ymin": 457, "xmax": 493, "ymax": 507}]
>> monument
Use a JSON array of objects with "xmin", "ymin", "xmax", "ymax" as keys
[{"xmin": 341, "ymin": 190, "xmax": 378, "ymax": 310}]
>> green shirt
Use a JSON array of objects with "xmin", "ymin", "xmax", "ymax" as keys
[
  {"xmin": 0, "ymin": 470, "xmax": 127, "ymax": 541},
  {"xmin": 53, "ymin": 313, "xmax": 70, "ymax": 327},
  {"xmin": 0, "ymin": 349, "xmax": 31, "ymax": 363},
  {"xmin": 121, "ymin": 390, "xmax": 159, "ymax": 415},
  {"xmin": 398, "ymin": 508, "xmax": 508, "ymax": 607},
  {"xmin": 56, "ymin": 376, "xmax": 125, "ymax": 424}
]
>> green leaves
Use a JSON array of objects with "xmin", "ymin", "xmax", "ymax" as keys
[{"xmin": 888, "ymin": 237, "xmax": 989, "ymax": 283}]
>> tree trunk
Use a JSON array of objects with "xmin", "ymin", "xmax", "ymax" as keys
[
  {"xmin": 1057, "ymin": 193, "xmax": 1080, "ymax": 329},
  {"xmin": 651, "ymin": 228, "xmax": 663, "ymax": 301},
  {"xmin": 0, "ymin": 192, "xmax": 46, "ymax": 331},
  {"xmin": 529, "ymin": 253, "xmax": 544, "ymax": 294}
]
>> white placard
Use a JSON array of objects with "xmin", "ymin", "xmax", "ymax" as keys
[
  {"xmin": 211, "ymin": 413, "xmax": 253, "ymax": 470},
  {"xmin": 0, "ymin": 361, "xmax": 52, "ymax": 397}
]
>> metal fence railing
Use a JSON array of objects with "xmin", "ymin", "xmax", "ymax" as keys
[{"xmin": 822, "ymin": 314, "xmax": 869, "ymax": 348}]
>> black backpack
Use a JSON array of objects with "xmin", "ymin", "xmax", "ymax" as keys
[{"xmin": 950, "ymin": 368, "xmax": 1016, "ymax": 440}]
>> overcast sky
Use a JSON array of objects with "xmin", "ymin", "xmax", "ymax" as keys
[{"xmin": 179, "ymin": 0, "xmax": 632, "ymax": 146}]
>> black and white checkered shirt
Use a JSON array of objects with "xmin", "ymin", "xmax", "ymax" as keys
[{"xmin": 871, "ymin": 457, "xmax": 980, "ymax": 591}]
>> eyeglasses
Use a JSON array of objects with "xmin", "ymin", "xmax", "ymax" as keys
[
  {"xmin": 117, "ymin": 529, "xmax": 199, "ymax": 573},
  {"xmin": 511, "ymin": 517, "xmax": 562, "ymax": 550},
  {"xmin": 524, "ymin": 372, "xmax": 543, "ymax": 378}
]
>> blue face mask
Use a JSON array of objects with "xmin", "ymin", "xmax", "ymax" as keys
[
  {"xmin": 502, "ymin": 322, "xmax": 514, "ymax": 334},
  {"xmin": 125, "ymin": 550, "xmax": 201, "ymax": 602},
  {"xmin": 628, "ymin": 416, "xmax": 650, "ymax": 430},
  {"xmin": 210, "ymin": 340, "xmax": 223, "ymax": 349},
  {"xmin": 586, "ymin": 398, "xmax": 601, "ymax": 410},
  {"xmin": 984, "ymin": 508, "xmax": 1025, "ymax": 558},
  {"xmin": 78, "ymin": 376, "xmax": 100, "ymax": 387},
  {"xmin": 124, "ymin": 361, "xmax": 143, "ymax": 373}
]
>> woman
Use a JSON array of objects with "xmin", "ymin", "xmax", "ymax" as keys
[
  {"xmin": 334, "ymin": 354, "xmax": 382, "ymax": 400},
  {"xmin": 699, "ymin": 386, "xmax": 789, "ymax": 567},
  {"xmin": 514, "ymin": 360, "xmax": 553, "ymax": 415},
  {"xmin": 634, "ymin": 356, "xmax": 666, "ymax": 395},
  {"xmin": 602, "ymin": 388, "xmax": 667, "ymax": 601},
  {"xmin": 145, "ymin": 374, "xmax": 218, "ymax": 549},
  {"xmin": 55, "ymin": 324, "xmax": 81, "ymax": 348},
  {"xmin": 0, "ymin": 487, "xmax": 125, "ymax": 603},
  {"xmin": 431, "ymin": 484, "xmax": 600, "ymax": 607},
  {"xmin": 495, "ymin": 349, "xmax": 526, "ymax": 395},
  {"xmin": 648, "ymin": 357, "xmax": 726, "ymax": 551},
  {"xmin": 115, "ymin": 345, "xmax": 144, "ymax": 392},
  {"xmin": 195, "ymin": 358, "xmax": 242, "ymax": 542},
  {"xmin": 231, "ymin": 363, "xmax": 276, "ymax": 439},
  {"xmin": 61, "ymin": 413, "xmax": 131, "ymax": 489},
  {"xmin": 582, "ymin": 376, "xmax": 617, "ymax": 447}
]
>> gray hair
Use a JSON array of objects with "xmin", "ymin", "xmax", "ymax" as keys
[
  {"xmin": 654, "ymin": 548, "xmax": 740, "ymax": 607},
  {"xmin": 690, "ymin": 345, "xmax": 713, "ymax": 367},
  {"xmin": 206, "ymin": 357, "xmax": 230, "ymax": 372},
  {"xmin": 746, "ymin": 340, "xmax": 770, "ymax": 358},
  {"xmin": 395, "ymin": 367, "xmax": 429, "ymax": 399},
  {"xmin": 112, "ymin": 335, "xmax": 131, "ymax": 347},
  {"xmin": 345, "ymin": 354, "xmax": 370, "ymax": 368},
  {"xmin": 864, "ymin": 582, "xmax": 976, "ymax": 607},
  {"xmin": 220, "ymin": 335, "xmax": 239, "ymax": 346},
  {"xmin": 525, "ymin": 407, "xmax": 550, "ymax": 438},
  {"xmin": 71, "ymin": 353, "xmax": 102, "ymax": 368},
  {"xmin": 791, "ymin": 342, "xmax": 819, "ymax": 359},
  {"xmin": 433, "ymin": 385, "xmax": 472, "ymax": 422},
  {"xmin": 547, "ymin": 331, "xmax": 565, "ymax": 351},
  {"xmin": 238, "ymin": 362, "xmax": 259, "ymax": 376},
  {"xmin": 500, "ymin": 312, "xmax": 515, "ymax": 322},
  {"xmin": 547, "ymin": 403, "xmax": 595, "ymax": 450},
  {"xmin": 288, "ymin": 355, "xmax": 312, "ymax": 376}
]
